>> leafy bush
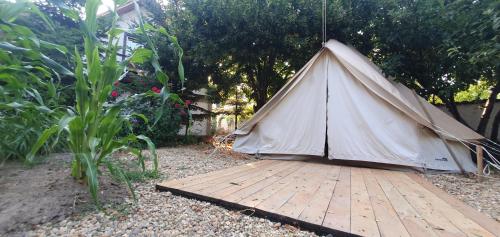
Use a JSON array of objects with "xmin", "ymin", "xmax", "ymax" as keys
[
  {"xmin": 0, "ymin": 1, "xmax": 72, "ymax": 163},
  {"xmin": 121, "ymin": 94, "xmax": 184, "ymax": 147}
]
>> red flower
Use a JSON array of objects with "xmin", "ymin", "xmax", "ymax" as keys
[
  {"xmin": 174, "ymin": 103, "xmax": 181, "ymax": 108},
  {"xmin": 185, "ymin": 100, "xmax": 192, "ymax": 105},
  {"xmin": 151, "ymin": 86, "xmax": 160, "ymax": 93},
  {"xmin": 111, "ymin": 90, "xmax": 119, "ymax": 97},
  {"xmin": 113, "ymin": 81, "xmax": 119, "ymax": 86}
]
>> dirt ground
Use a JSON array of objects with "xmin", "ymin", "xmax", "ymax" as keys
[{"xmin": 0, "ymin": 154, "xmax": 128, "ymax": 235}]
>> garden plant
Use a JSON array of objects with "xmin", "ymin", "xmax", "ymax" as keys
[{"xmin": 0, "ymin": 0, "xmax": 185, "ymax": 205}]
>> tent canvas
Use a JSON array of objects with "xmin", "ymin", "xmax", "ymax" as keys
[{"xmin": 233, "ymin": 39, "xmax": 482, "ymax": 172}]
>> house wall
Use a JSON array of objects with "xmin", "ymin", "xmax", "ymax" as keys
[
  {"xmin": 116, "ymin": 10, "xmax": 141, "ymax": 60},
  {"xmin": 439, "ymin": 101, "xmax": 500, "ymax": 141},
  {"xmin": 178, "ymin": 89, "xmax": 213, "ymax": 136}
]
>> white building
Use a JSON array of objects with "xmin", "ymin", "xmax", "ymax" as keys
[{"xmin": 110, "ymin": 1, "xmax": 214, "ymax": 136}]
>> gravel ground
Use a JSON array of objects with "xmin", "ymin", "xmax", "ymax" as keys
[
  {"xmin": 25, "ymin": 145, "xmax": 318, "ymax": 237},
  {"xmin": 10, "ymin": 145, "xmax": 500, "ymax": 236},
  {"xmin": 423, "ymin": 172, "xmax": 500, "ymax": 221}
]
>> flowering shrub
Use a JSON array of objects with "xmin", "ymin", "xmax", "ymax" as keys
[{"xmin": 121, "ymin": 95, "xmax": 185, "ymax": 147}]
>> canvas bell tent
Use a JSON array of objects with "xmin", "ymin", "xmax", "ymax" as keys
[{"xmin": 232, "ymin": 39, "xmax": 483, "ymax": 172}]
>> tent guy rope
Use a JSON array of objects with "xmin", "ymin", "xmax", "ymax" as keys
[{"xmin": 322, "ymin": 0, "xmax": 327, "ymax": 45}]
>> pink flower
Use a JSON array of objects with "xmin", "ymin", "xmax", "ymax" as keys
[
  {"xmin": 174, "ymin": 103, "xmax": 181, "ymax": 108},
  {"xmin": 185, "ymin": 100, "xmax": 192, "ymax": 105},
  {"xmin": 113, "ymin": 81, "xmax": 119, "ymax": 86},
  {"xmin": 151, "ymin": 86, "xmax": 160, "ymax": 93},
  {"xmin": 111, "ymin": 90, "xmax": 119, "ymax": 97}
]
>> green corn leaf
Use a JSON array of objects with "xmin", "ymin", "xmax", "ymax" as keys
[
  {"xmin": 129, "ymin": 48, "xmax": 153, "ymax": 64},
  {"xmin": 87, "ymin": 46, "xmax": 101, "ymax": 86},
  {"xmin": 130, "ymin": 147, "xmax": 145, "ymax": 172},
  {"xmin": 40, "ymin": 53, "xmax": 73, "ymax": 76},
  {"xmin": 82, "ymin": 154, "xmax": 99, "ymax": 205},
  {"xmin": 26, "ymin": 125, "xmax": 59, "ymax": 164},
  {"xmin": 131, "ymin": 113, "xmax": 149, "ymax": 124},
  {"xmin": 89, "ymin": 137, "xmax": 100, "ymax": 160},
  {"xmin": 74, "ymin": 47, "xmax": 88, "ymax": 115},
  {"xmin": 25, "ymin": 89, "xmax": 44, "ymax": 106},
  {"xmin": 108, "ymin": 27, "xmax": 126, "ymax": 38},
  {"xmin": 40, "ymin": 40, "xmax": 68, "ymax": 55},
  {"xmin": 84, "ymin": 0, "xmax": 101, "ymax": 36},
  {"xmin": 0, "ymin": 42, "xmax": 30, "ymax": 52},
  {"xmin": 104, "ymin": 160, "xmax": 136, "ymax": 201},
  {"xmin": 136, "ymin": 135, "xmax": 158, "ymax": 173}
]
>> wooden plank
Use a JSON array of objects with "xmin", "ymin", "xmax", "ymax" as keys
[
  {"xmin": 160, "ymin": 160, "xmax": 275, "ymax": 188},
  {"xmin": 382, "ymin": 170, "xmax": 467, "ymax": 237},
  {"xmin": 297, "ymin": 165, "xmax": 341, "ymax": 225},
  {"xmin": 159, "ymin": 160, "xmax": 272, "ymax": 187},
  {"xmin": 255, "ymin": 162, "xmax": 327, "ymax": 212},
  {"xmin": 238, "ymin": 163, "xmax": 316, "ymax": 208},
  {"xmin": 207, "ymin": 161, "xmax": 301, "ymax": 198},
  {"xmin": 322, "ymin": 166, "xmax": 351, "ymax": 233},
  {"xmin": 476, "ymin": 145, "xmax": 484, "ymax": 180},
  {"xmin": 407, "ymin": 172, "xmax": 500, "ymax": 237},
  {"xmin": 183, "ymin": 160, "xmax": 284, "ymax": 193},
  {"xmin": 371, "ymin": 169, "xmax": 438, "ymax": 237},
  {"xmin": 393, "ymin": 172, "xmax": 496, "ymax": 237},
  {"xmin": 275, "ymin": 164, "xmax": 339, "ymax": 218},
  {"xmin": 362, "ymin": 169, "xmax": 410, "ymax": 237},
  {"xmin": 222, "ymin": 162, "xmax": 304, "ymax": 203},
  {"xmin": 349, "ymin": 167, "xmax": 380, "ymax": 237}
]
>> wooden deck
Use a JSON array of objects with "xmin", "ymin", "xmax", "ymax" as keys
[{"xmin": 156, "ymin": 160, "xmax": 499, "ymax": 236}]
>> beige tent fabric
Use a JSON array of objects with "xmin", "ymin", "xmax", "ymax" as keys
[
  {"xmin": 233, "ymin": 49, "xmax": 325, "ymax": 135},
  {"xmin": 233, "ymin": 53, "xmax": 328, "ymax": 156},
  {"xmin": 325, "ymin": 53, "xmax": 476, "ymax": 171},
  {"xmin": 232, "ymin": 39, "xmax": 481, "ymax": 172},
  {"xmin": 235, "ymin": 39, "xmax": 482, "ymax": 141},
  {"xmin": 326, "ymin": 40, "xmax": 483, "ymax": 141}
]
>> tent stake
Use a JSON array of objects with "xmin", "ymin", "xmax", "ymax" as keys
[
  {"xmin": 476, "ymin": 145, "xmax": 484, "ymax": 181},
  {"xmin": 412, "ymin": 91, "xmax": 465, "ymax": 174}
]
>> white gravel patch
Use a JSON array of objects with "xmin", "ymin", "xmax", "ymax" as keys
[
  {"xmin": 26, "ymin": 145, "xmax": 319, "ymax": 236},
  {"xmin": 423, "ymin": 172, "xmax": 500, "ymax": 222}
]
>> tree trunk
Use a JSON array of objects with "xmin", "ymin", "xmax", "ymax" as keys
[
  {"xmin": 254, "ymin": 91, "xmax": 267, "ymax": 111},
  {"xmin": 490, "ymin": 110, "xmax": 500, "ymax": 142},
  {"xmin": 253, "ymin": 57, "xmax": 274, "ymax": 112},
  {"xmin": 476, "ymin": 82, "xmax": 500, "ymax": 135}
]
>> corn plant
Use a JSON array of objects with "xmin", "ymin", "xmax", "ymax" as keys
[
  {"xmin": 28, "ymin": 0, "xmax": 184, "ymax": 205},
  {"xmin": 0, "ymin": 0, "xmax": 71, "ymax": 163}
]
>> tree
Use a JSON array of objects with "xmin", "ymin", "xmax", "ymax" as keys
[
  {"xmin": 370, "ymin": 0, "xmax": 498, "ymax": 132},
  {"xmin": 444, "ymin": 0, "xmax": 499, "ymax": 134},
  {"xmin": 161, "ymin": 0, "xmax": 496, "ymax": 135},
  {"xmin": 163, "ymin": 0, "xmax": 379, "ymax": 111}
]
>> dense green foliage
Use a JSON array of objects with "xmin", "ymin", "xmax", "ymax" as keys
[
  {"xmin": 118, "ymin": 87, "xmax": 184, "ymax": 147},
  {"xmin": 161, "ymin": 0, "xmax": 498, "ymax": 136},
  {"xmin": 0, "ymin": 1, "xmax": 72, "ymax": 162},
  {"xmin": 0, "ymin": 0, "xmax": 186, "ymax": 205}
]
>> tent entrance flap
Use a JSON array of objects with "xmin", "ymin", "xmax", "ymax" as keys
[
  {"xmin": 233, "ymin": 39, "xmax": 481, "ymax": 172},
  {"xmin": 232, "ymin": 53, "xmax": 328, "ymax": 156}
]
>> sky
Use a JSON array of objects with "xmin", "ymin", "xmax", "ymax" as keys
[{"xmin": 97, "ymin": 0, "xmax": 116, "ymax": 15}]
